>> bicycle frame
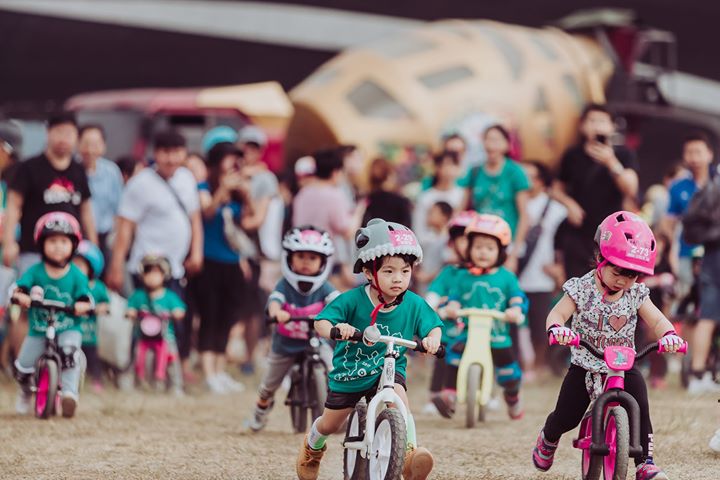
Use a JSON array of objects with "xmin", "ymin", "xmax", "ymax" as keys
[
  {"xmin": 342, "ymin": 329, "xmax": 414, "ymax": 459},
  {"xmin": 454, "ymin": 308, "xmax": 513, "ymax": 406}
]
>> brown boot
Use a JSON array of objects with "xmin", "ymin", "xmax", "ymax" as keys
[
  {"xmin": 403, "ymin": 446, "xmax": 434, "ymax": 480},
  {"xmin": 296, "ymin": 435, "xmax": 326, "ymax": 480}
]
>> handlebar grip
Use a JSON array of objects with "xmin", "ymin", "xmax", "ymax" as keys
[
  {"xmin": 658, "ymin": 340, "xmax": 688, "ymax": 355},
  {"xmin": 414, "ymin": 342, "xmax": 446, "ymax": 359},
  {"xmin": 548, "ymin": 332, "xmax": 581, "ymax": 347},
  {"xmin": 329, "ymin": 327, "xmax": 363, "ymax": 342}
]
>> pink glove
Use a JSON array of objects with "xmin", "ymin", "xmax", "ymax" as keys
[{"xmin": 547, "ymin": 324, "xmax": 577, "ymax": 346}]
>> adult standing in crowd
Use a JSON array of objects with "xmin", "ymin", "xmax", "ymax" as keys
[
  {"xmin": 362, "ymin": 157, "xmax": 412, "ymax": 227},
  {"xmin": 517, "ymin": 161, "xmax": 567, "ymax": 371},
  {"xmin": 412, "ymin": 150, "xmax": 464, "ymax": 241},
  {"xmin": 106, "ymin": 130, "xmax": 203, "ymax": 377},
  {"xmin": 3, "ymin": 112, "xmax": 96, "ymax": 275},
  {"xmin": 661, "ymin": 133, "xmax": 720, "ymax": 394},
  {"xmin": 460, "ymin": 124, "xmax": 530, "ymax": 272},
  {"xmin": 196, "ymin": 142, "xmax": 252, "ymax": 394},
  {"xmin": 78, "ymin": 124, "xmax": 123, "ymax": 269},
  {"xmin": 234, "ymin": 125, "xmax": 279, "ymax": 373},
  {"xmin": 552, "ymin": 104, "xmax": 639, "ymax": 278}
]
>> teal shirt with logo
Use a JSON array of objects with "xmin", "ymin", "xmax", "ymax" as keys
[
  {"xmin": 450, "ymin": 267, "xmax": 523, "ymax": 348},
  {"xmin": 127, "ymin": 288, "xmax": 185, "ymax": 343},
  {"xmin": 17, "ymin": 262, "xmax": 91, "ymax": 337},
  {"xmin": 81, "ymin": 279, "xmax": 110, "ymax": 346},
  {"xmin": 317, "ymin": 286, "xmax": 442, "ymax": 393}
]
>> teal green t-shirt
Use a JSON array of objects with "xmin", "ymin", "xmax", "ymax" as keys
[
  {"xmin": 427, "ymin": 264, "xmax": 466, "ymax": 343},
  {"xmin": 458, "ymin": 158, "xmax": 530, "ymax": 234},
  {"xmin": 127, "ymin": 288, "xmax": 185, "ymax": 343},
  {"xmin": 450, "ymin": 267, "xmax": 523, "ymax": 348},
  {"xmin": 17, "ymin": 262, "xmax": 91, "ymax": 337},
  {"xmin": 317, "ymin": 286, "xmax": 443, "ymax": 393},
  {"xmin": 81, "ymin": 280, "xmax": 110, "ymax": 346}
]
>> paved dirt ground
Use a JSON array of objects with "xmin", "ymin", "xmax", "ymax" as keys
[{"xmin": 0, "ymin": 357, "xmax": 717, "ymax": 480}]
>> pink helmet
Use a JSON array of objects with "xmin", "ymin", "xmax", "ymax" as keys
[
  {"xmin": 448, "ymin": 210, "xmax": 477, "ymax": 238},
  {"xmin": 594, "ymin": 211, "xmax": 656, "ymax": 275}
]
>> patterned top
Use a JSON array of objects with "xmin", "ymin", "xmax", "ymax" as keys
[{"xmin": 563, "ymin": 271, "xmax": 649, "ymax": 373}]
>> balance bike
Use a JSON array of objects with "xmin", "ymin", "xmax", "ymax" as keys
[
  {"xmin": 551, "ymin": 334, "xmax": 686, "ymax": 480},
  {"xmin": 455, "ymin": 308, "xmax": 520, "ymax": 428},
  {"xmin": 331, "ymin": 325, "xmax": 445, "ymax": 480}
]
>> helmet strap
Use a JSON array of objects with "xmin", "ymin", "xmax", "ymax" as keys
[
  {"xmin": 469, "ymin": 266, "xmax": 491, "ymax": 276},
  {"xmin": 369, "ymin": 258, "xmax": 404, "ymax": 325},
  {"xmin": 596, "ymin": 260, "xmax": 619, "ymax": 301}
]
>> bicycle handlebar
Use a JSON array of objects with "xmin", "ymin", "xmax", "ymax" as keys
[
  {"xmin": 329, "ymin": 326, "xmax": 446, "ymax": 359},
  {"xmin": 455, "ymin": 308, "xmax": 521, "ymax": 323},
  {"xmin": 548, "ymin": 333, "xmax": 687, "ymax": 360},
  {"xmin": 266, "ymin": 315, "xmax": 316, "ymax": 324},
  {"xmin": 11, "ymin": 297, "xmax": 94, "ymax": 316}
]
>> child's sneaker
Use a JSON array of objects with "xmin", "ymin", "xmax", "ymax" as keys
[
  {"xmin": 635, "ymin": 460, "xmax": 669, "ymax": 480},
  {"xmin": 61, "ymin": 392, "xmax": 78, "ymax": 418},
  {"xmin": 245, "ymin": 400, "xmax": 274, "ymax": 432},
  {"xmin": 206, "ymin": 375, "xmax": 228, "ymax": 395},
  {"xmin": 402, "ymin": 446, "xmax": 434, "ymax": 480},
  {"xmin": 296, "ymin": 434, "xmax": 325, "ymax": 480},
  {"xmin": 710, "ymin": 429, "xmax": 720, "ymax": 453},
  {"xmin": 15, "ymin": 391, "xmax": 32, "ymax": 415},
  {"xmin": 430, "ymin": 389, "xmax": 456, "ymax": 419},
  {"xmin": 532, "ymin": 430, "xmax": 558, "ymax": 472},
  {"xmin": 217, "ymin": 371, "xmax": 245, "ymax": 392},
  {"xmin": 505, "ymin": 392, "xmax": 524, "ymax": 420},
  {"xmin": 421, "ymin": 401, "xmax": 440, "ymax": 416}
]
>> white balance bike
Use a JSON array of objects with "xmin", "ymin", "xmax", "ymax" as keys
[{"xmin": 330, "ymin": 325, "xmax": 445, "ymax": 480}]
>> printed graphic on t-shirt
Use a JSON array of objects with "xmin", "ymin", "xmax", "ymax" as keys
[
  {"xmin": 333, "ymin": 324, "xmax": 400, "ymax": 383},
  {"xmin": 44, "ymin": 178, "xmax": 82, "ymax": 205}
]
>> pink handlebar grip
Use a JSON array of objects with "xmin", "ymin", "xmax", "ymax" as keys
[
  {"xmin": 548, "ymin": 332, "xmax": 580, "ymax": 347},
  {"xmin": 658, "ymin": 340, "xmax": 688, "ymax": 354}
]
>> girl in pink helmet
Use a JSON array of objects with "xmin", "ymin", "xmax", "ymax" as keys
[{"xmin": 532, "ymin": 211, "xmax": 685, "ymax": 480}]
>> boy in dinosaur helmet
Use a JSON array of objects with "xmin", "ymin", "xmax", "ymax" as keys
[{"xmin": 296, "ymin": 218, "xmax": 443, "ymax": 480}]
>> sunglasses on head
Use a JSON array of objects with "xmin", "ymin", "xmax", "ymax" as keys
[{"xmin": 143, "ymin": 264, "xmax": 163, "ymax": 275}]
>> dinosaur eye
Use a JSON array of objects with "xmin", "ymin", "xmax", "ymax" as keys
[{"xmin": 355, "ymin": 233, "xmax": 369, "ymax": 248}]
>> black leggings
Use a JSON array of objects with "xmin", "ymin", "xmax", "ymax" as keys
[
  {"xmin": 83, "ymin": 344, "xmax": 102, "ymax": 382},
  {"xmin": 543, "ymin": 365, "xmax": 653, "ymax": 465}
]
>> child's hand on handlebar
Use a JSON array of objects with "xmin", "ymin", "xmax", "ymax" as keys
[
  {"xmin": 74, "ymin": 301, "xmax": 93, "ymax": 316},
  {"xmin": 12, "ymin": 291, "xmax": 30, "ymax": 308},
  {"xmin": 334, "ymin": 323, "xmax": 357, "ymax": 340},
  {"xmin": 275, "ymin": 310, "xmax": 291, "ymax": 323},
  {"xmin": 659, "ymin": 331, "xmax": 685, "ymax": 353},
  {"xmin": 442, "ymin": 301, "xmax": 461, "ymax": 320},
  {"xmin": 504, "ymin": 306, "xmax": 523, "ymax": 324},
  {"xmin": 547, "ymin": 324, "xmax": 577, "ymax": 346},
  {"xmin": 421, "ymin": 336, "xmax": 441, "ymax": 355}
]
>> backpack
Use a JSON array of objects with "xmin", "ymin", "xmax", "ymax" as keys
[{"xmin": 681, "ymin": 176, "xmax": 720, "ymax": 245}]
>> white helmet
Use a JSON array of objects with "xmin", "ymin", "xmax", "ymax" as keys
[{"xmin": 281, "ymin": 226, "xmax": 334, "ymax": 295}]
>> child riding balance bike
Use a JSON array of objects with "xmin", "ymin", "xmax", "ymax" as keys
[
  {"xmin": 12, "ymin": 212, "xmax": 93, "ymax": 418},
  {"xmin": 295, "ymin": 219, "xmax": 443, "ymax": 480},
  {"xmin": 533, "ymin": 211, "xmax": 686, "ymax": 480}
]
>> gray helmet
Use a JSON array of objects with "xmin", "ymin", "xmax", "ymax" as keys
[{"xmin": 352, "ymin": 218, "xmax": 423, "ymax": 273}]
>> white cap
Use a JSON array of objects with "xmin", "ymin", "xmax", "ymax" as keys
[
  {"xmin": 294, "ymin": 156, "xmax": 316, "ymax": 177},
  {"xmin": 237, "ymin": 125, "xmax": 267, "ymax": 147}
]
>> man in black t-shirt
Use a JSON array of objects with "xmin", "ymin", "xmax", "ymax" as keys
[
  {"xmin": 552, "ymin": 104, "xmax": 639, "ymax": 278},
  {"xmin": 2, "ymin": 112, "xmax": 97, "ymax": 274}
]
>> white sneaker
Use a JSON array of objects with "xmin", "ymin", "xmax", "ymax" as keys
[
  {"xmin": 487, "ymin": 396, "xmax": 501, "ymax": 411},
  {"xmin": 216, "ymin": 371, "xmax": 245, "ymax": 392},
  {"xmin": 710, "ymin": 429, "xmax": 720, "ymax": 453},
  {"xmin": 688, "ymin": 372, "xmax": 720, "ymax": 395},
  {"xmin": 421, "ymin": 401, "xmax": 440, "ymax": 416},
  {"xmin": 61, "ymin": 392, "xmax": 78, "ymax": 418},
  {"xmin": 15, "ymin": 391, "xmax": 31, "ymax": 415},
  {"xmin": 206, "ymin": 375, "xmax": 229, "ymax": 395}
]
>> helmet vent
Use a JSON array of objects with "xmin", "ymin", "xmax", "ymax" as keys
[
  {"xmin": 651, "ymin": 239, "xmax": 656, "ymax": 250},
  {"xmin": 616, "ymin": 213, "xmax": 627, "ymax": 222},
  {"xmin": 624, "ymin": 232, "xmax": 633, "ymax": 241}
]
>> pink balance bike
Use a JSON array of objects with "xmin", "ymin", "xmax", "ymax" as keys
[{"xmin": 550, "ymin": 334, "xmax": 686, "ymax": 480}]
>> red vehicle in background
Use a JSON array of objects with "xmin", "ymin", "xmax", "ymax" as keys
[{"xmin": 65, "ymin": 82, "xmax": 292, "ymax": 172}]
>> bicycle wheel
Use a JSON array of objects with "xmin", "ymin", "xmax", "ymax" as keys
[
  {"xmin": 603, "ymin": 407, "xmax": 629, "ymax": 480},
  {"xmin": 35, "ymin": 358, "xmax": 58, "ymax": 419},
  {"xmin": 343, "ymin": 402, "xmax": 368, "ymax": 480},
  {"xmin": 465, "ymin": 364, "xmax": 482, "ymax": 428},
  {"xmin": 310, "ymin": 363, "xmax": 327, "ymax": 422},
  {"xmin": 287, "ymin": 368, "xmax": 307, "ymax": 433},
  {"xmin": 367, "ymin": 408, "xmax": 406, "ymax": 480},
  {"xmin": 580, "ymin": 414, "xmax": 601, "ymax": 480}
]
